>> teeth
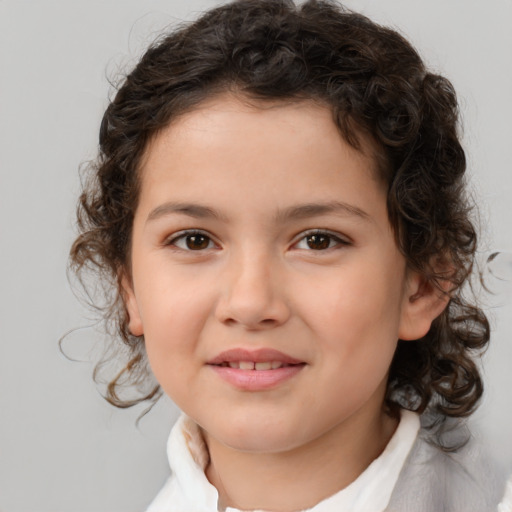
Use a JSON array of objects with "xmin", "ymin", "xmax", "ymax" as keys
[
  {"xmin": 255, "ymin": 362, "xmax": 272, "ymax": 371},
  {"xmin": 224, "ymin": 361, "xmax": 287, "ymax": 370}
]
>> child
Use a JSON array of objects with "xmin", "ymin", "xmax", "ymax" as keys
[{"xmin": 70, "ymin": 0, "xmax": 506, "ymax": 510}]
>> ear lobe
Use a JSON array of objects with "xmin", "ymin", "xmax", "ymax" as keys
[
  {"xmin": 399, "ymin": 272, "xmax": 450, "ymax": 341},
  {"xmin": 120, "ymin": 274, "xmax": 144, "ymax": 337}
]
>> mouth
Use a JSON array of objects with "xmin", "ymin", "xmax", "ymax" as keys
[
  {"xmin": 212, "ymin": 361, "xmax": 303, "ymax": 370},
  {"xmin": 207, "ymin": 348, "xmax": 306, "ymax": 390},
  {"xmin": 207, "ymin": 347, "xmax": 304, "ymax": 367}
]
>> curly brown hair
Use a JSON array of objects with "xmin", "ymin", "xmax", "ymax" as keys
[{"xmin": 70, "ymin": 0, "xmax": 489, "ymax": 433}]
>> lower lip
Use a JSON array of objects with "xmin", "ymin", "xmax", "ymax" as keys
[{"xmin": 208, "ymin": 364, "xmax": 305, "ymax": 391}]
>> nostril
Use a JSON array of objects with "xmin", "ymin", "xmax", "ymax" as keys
[
  {"xmin": 214, "ymin": 282, "xmax": 291, "ymax": 328},
  {"xmin": 223, "ymin": 317, "xmax": 238, "ymax": 327}
]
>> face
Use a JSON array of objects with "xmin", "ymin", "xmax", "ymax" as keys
[{"xmin": 124, "ymin": 95, "xmax": 431, "ymax": 454}]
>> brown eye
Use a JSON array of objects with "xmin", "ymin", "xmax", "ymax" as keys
[
  {"xmin": 294, "ymin": 231, "xmax": 349, "ymax": 251},
  {"xmin": 305, "ymin": 234, "xmax": 331, "ymax": 250},
  {"xmin": 169, "ymin": 231, "xmax": 215, "ymax": 251},
  {"xmin": 185, "ymin": 234, "xmax": 211, "ymax": 250}
]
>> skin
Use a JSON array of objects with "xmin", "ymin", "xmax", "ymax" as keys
[{"xmin": 123, "ymin": 95, "xmax": 447, "ymax": 511}]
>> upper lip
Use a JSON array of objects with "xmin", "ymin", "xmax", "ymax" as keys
[{"xmin": 207, "ymin": 348, "xmax": 304, "ymax": 365}]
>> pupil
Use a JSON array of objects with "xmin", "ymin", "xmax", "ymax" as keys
[
  {"xmin": 307, "ymin": 234, "xmax": 330, "ymax": 250},
  {"xmin": 186, "ymin": 235, "xmax": 209, "ymax": 250}
]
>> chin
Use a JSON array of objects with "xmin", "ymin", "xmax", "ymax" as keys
[
  {"xmin": 206, "ymin": 414, "xmax": 306, "ymax": 453},
  {"xmin": 224, "ymin": 432, "xmax": 299, "ymax": 454}
]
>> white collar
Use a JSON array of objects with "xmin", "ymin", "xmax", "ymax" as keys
[{"xmin": 161, "ymin": 409, "xmax": 420, "ymax": 512}]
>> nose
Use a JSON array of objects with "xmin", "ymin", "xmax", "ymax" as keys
[{"xmin": 214, "ymin": 251, "xmax": 291, "ymax": 330}]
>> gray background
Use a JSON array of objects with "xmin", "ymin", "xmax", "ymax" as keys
[{"xmin": 1, "ymin": 1, "xmax": 511, "ymax": 511}]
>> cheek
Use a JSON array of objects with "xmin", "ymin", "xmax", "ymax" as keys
[
  {"xmin": 307, "ymin": 284, "xmax": 400, "ymax": 418},
  {"xmin": 302, "ymin": 263, "xmax": 404, "ymax": 365},
  {"xmin": 306, "ymin": 270, "xmax": 400, "ymax": 328},
  {"xmin": 137, "ymin": 273, "xmax": 217, "ymax": 382}
]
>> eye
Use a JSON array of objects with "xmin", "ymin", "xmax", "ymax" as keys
[
  {"xmin": 166, "ymin": 230, "xmax": 216, "ymax": 251},
  {"xmin": 294, "ymin": 230, "xmax": 349, "ymax": 251}
]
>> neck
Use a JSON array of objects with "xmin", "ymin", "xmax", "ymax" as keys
[{"xmin": 203, "ymin": 407, "xmax": 398, "ymax": 512}]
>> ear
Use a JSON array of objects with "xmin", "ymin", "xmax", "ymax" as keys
[
  {"xmin": 398, "ymin": 271, "xmax": 450, "ymax": 341},
  {"xmin": 120, "ymin": 273, "xmax": 144, "ymax": 337}
]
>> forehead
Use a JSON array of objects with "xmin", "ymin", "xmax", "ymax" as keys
[
  {"xmin": 141, "ymin": 94, "xmax": 382, "ymax": 183},
  {"xmin": 136, "ymin": 94, "xmax": 387, "ymax": 226}
]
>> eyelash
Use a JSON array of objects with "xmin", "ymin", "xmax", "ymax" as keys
[
  {"xmin": 293, "ymin": 230, "xmax": 351, "ymax": 251},
  {"xmin": 164, "ymin": 230, "xmax": 217, "ymax": 251},
  {"xmin": 164, "ymin": 229, "xmax": 350, "ymax": 252}
]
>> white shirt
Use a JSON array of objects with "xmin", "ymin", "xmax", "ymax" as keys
[
  {"xmin": 498, "ymin": 476, "xmax": 512, "ymax": 512},
  {"xmin": 146, "ymin": 409, "xmax": 420, "ymax": 512}
]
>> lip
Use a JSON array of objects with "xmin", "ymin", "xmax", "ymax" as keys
[
  {"xmin": 207, "ymin": 348, "xmax": 303, "ymax": 365},
  {"xmin": 207, "ymin": 348, "xmax": 306, "ymax": 391}
]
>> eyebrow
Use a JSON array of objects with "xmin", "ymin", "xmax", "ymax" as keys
[
  {"xmin": 146, "ymin": 200, "xmax": 371, "ymax": 224},
  {"xmin": 274, "ymin": 201, "xmax": 371, "ymax": 223},
  {"xmin": 146, "ymin": 202, "xmax": 228, "ymax": 223}
]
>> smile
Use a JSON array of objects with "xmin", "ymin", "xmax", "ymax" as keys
[
  {"xmin": 215, "ymin": 361, "xmax": 297, "ymax": 370},
  {"xmin": 207, "ymin": 348, "xmax": 306, "ymax": 390}
]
